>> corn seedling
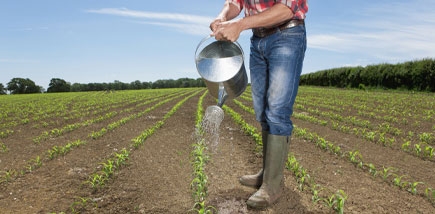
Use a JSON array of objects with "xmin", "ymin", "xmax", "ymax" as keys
[
  {"xmin": 424, "ymin": 146, "xmax": 434, "ymax": 159},
  {"xmin": 414, "ymin": 143, "xmax": 422, "ymax": 156},
  {"xmin": 322, "ymin": 194, "xmax": 338, "ymax": 210},
  {"xmin": 392, "ymin": 174, "xmax": 408, "ymax": 188},
  {"xmin": 311, "ymin": 184, "xmax": 324, "ymax": 203},
  {"xmin": 0, "ymin": 169, "xmax": 16, "ymax": 183},
  {"xmin": 381, "ymin": 167, "xmax": 397, "ymax": 181},
  {"xmin": 402, "ymin": 141, "xmax": 410, "ymax": 152},
  {"xmin": 99, "ymin": 160, "xmax": 114, "ymax": 178},
  {"xmin": 348, "ymin": 150, "xmax": 362, "ymax": 166},
  {"xmin": 0, "ymin": 141, "xmax": 8, "ymax": 152},
  {"xmin": 70, "ymin": 197, "xmax": 97, "ymax": 214},
  {"xmin": 367, "ymin": 163, "xmax": 377, "ymax": 178},
  {"xmin": 114, "ymin": 149, "xmax": 129, "ymax": 167},
  {"xmin": 83, "ymin": 174, "xmax": 106, "ymax": 190},
  {"xmin": 419, "ymin": 133, "xmax": 433, "ymax": 144},
  {"xmin": 335, "ymin": 190, "xmax": 347, "ymax": 214},
  {"xmin": 408, "ymin": 181, "xmax": 424, "ymax": 195},
  {"xmin": 26, "ymin": 156, "xmax": 42, "ymax": 172},
  {"xmin": 190, "ymin": 201, "xmax": 217, "ymax": 214}
]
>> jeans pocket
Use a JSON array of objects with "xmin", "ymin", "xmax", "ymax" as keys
[{"xmin": 279, "ymin": 25, "xmax": 305, "ymax": 36}]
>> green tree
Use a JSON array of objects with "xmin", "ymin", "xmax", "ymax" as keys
[
  {"xmin": 47, "ymin": 78, "xmax": 71, "ymax": 93},
  {"xmin": 0, "ymin": 83, "xmax": 6, "ymax": 95},
  {"xmin": 7, "ymin": 78, "xmax": 42, "ymax": 94}
]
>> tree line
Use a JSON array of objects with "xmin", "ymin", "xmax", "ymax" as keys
[
  {"xmin": 0, "ymin": 77, "xmax": 206, "ymax": 95},
  {"xmin": 299, "ymin": 58, "xmax": 435, "ymax": 92}
]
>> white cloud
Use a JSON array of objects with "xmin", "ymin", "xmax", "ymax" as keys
[
  {"xmin": 308, "ymin": 0, "xmax": 435, "ymax": 62},
  {"xmin": 86, "ymin": 8, "xmax": 215, "ymax": 36},
  {"xmin": 134, "ymin": 21, "xmax": 211, "ymax": 36},
  {"xmin": 86, "ymin": 8, "xmax": 213, "ymax": 25},
  {"xmin": 0, "ymin": 58, "xmax": 38, "ymax": 63},
  {"xmin": 10, "ymin": 27, "xmax": 49, "ymax": 31}
]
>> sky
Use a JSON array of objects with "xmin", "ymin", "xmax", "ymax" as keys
[{"xmin": 1, "ymin": 0, "xmax": 435, "ymax": 90}]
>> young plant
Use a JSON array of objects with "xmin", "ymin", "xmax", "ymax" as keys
[
  {"xmin": 70, "ymin": 197, "xmax": 97, "ymax": 214},
  {"xmin": 401, "ymin": 141, "xmax": 410, "ymax": 152},
  {"xmin": 424, "ymin": 146, "xmax": 434, "ymax": 159},
  {"xmin": 114, "ymin": 149, "xmax": 129, "ymax": 167},
  {"xmin": 408, "ymin": 181, "xmax": 424, "ymax": 195},
  {"xmin": 381, "ymin": 167, "xmax": 397, "ymax": 181},
  {"xmin": 335, "ymin": 190, "xmax": 348, "ymax": 214},
  {"xmin": 367, "ymin": 163, "xmax": 377, "ymax": 178},
  {"xmin": 392, "ymin": 174, "xmax": 408, "ymax": 189},
  {"xmin": 348, "ymin": 150, "xmax": 362, "ymax": 166},
  {"xmin": 190, "ymin": 201, "xmax": 217, "ymax": 214},
  {"xmin": 0, "ymin": 169, "xmax": 16, "ymax": 183},
  {"xmin": 311, "ymin": 184, "xmax": 324, "ymax": 203},
  {"xmin": 99, "ymin": 160, "xmax": 114, "ymax": 178},
  {"xmin": 414, "ymin": 143, "xmax": 422, "ymax": 157},
  {"xmin": 322, "ymin": 194, "xmax": 337, "ymax": 210},
  {"xmin": 0, "ymin": 141, "xmax": 8, "ymax": 152}
]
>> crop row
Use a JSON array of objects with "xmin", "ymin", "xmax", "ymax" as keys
[{"xmin": 190, "ymin": 91, "xmax": 217, "ymax": 213}]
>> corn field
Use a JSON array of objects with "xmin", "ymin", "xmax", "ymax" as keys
[{"xmin": 0, "ymin": 86, "xmax": 434, "ymax": 213}]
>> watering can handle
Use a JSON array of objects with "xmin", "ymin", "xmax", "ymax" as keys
[{"xmin": 194, "ymin": 35, "xmax": 244, "ymax": 67}]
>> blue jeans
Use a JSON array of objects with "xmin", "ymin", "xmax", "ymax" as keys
[{"xmin": 250, "ymin": 25, "xmax": 307, "ymax": 136}]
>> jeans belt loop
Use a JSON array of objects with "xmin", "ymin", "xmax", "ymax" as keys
[{"xmin": 252, "ymin": 19, "xmax": 305, "ymax": 38}]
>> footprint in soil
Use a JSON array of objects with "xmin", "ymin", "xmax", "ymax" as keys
[
  {"xmin": 209, "ymin": 188, "xmax": 254, "ymax": 214},
  {"xmin": 217, "ymin": 197, "xmax": 249, "ymax": 214}
]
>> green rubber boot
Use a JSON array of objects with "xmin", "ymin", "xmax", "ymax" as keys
[
  {"xmin": 246, "ymin": 134, "xmax": 290, "ymax": 209},
  {"xmin": 239, "ymin": 130, "xmax": 268, "ymax": 188}
]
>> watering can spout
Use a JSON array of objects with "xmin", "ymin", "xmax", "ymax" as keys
[{"xmin": 217, "ymin": 85, "xmax": 228, "ymax": 107}]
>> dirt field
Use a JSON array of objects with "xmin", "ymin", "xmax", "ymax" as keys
[{"xmin": 0, "ymin": 87, "xmax": 434, "ymax": 213}]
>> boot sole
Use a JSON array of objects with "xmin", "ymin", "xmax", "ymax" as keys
[
  {"xmin": 239, "ymin": 178, "xmax": 262, "ymax": 188},
  {"xmin": 246, "ymin": 200, "xmax": 268, "ymax": 209}
]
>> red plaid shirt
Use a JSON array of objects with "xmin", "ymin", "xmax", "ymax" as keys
[{"xmin": 227, "ymin": 0, "xmax": 308, "ymax": 20}]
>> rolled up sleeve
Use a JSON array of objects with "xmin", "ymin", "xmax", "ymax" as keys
[
  {"xmin": 227, "ymin": 0, "xmax": 243, "ymax": 12},
  {"xmin": 274, "ymin": 0, "xmax": 307, "ymax": 19},
  {"xmin": 275, "ymin": 0, "xmax": 299, "ymax": 13}
]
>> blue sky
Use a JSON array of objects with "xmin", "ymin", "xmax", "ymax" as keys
[{"xmin": 1, "ymin": 0, "xmax": 435, "ymax": 89}]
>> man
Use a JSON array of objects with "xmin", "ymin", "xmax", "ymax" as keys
[{"xmin": 210, "ymin": 0, "xmax": 308, "ymax": 209}]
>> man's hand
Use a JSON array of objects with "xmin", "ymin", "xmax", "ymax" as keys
[
  {"xmin": 210, "ymin": 18, "xmax": 224, "ymax": 33},
  {"xmin": 211, "ymin": 20, "xmax": 244, "ymax": 42}
]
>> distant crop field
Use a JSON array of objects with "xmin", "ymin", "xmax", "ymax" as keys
[{"xmin": 0, "ymin": 86, "xmax": 434, "ymax": 213}]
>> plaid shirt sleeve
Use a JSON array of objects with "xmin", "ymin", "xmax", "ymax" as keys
[
  {"xmin": 274, "ymin": 0, "xmax": 308, "ymax": 19},
  {"xmin": 227, "ymin": 0, "xmax": 243, "ymax": 12}
]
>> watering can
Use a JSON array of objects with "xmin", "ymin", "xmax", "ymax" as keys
[{"xmin": 195, "ymin": 36, "xmax": 248, "ymax": 117}]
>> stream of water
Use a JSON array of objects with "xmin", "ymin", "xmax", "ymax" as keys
[{"xmin": 201, "ymin": 105, "xmax": 225, "ymax": 153}]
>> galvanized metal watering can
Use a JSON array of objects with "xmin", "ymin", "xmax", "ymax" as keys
[{"xmin": 195, "ymin": 35, "xmax": 248, "ymax": 109}]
